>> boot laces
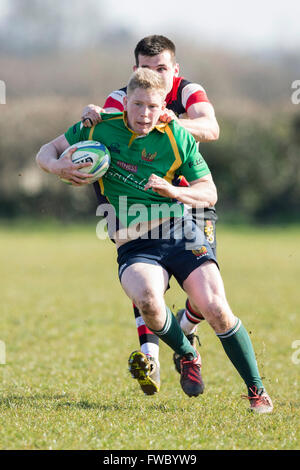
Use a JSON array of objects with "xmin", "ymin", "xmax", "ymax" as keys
[
  {"xmin": 181, "ymin": 355, "xmax": 200, "ymax": 378},
  {"xmin": 241, "ymin": 386, "xmax": 267, "ymax": 403}
]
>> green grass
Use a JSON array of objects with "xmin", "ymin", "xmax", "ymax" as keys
[{"xmin": 0, "ymin": 222, "xmax": 299, "ymax": 450}]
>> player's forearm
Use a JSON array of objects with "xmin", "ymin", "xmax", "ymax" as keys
[
  {"xmin": 36, "ymin": 142, "xmax": 60, "ymax": 174},
  {"xmin": 175, "ymin": 182, "xmax": 218, "ymax": 208},
  {"xmin": 178, "ymin": 117, "xmax": 220, "ymax": 142}
]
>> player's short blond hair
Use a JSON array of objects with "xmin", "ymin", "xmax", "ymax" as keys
[{"xmin": 127, "ymin": 68, "xmax": 167, "ymax": 98}]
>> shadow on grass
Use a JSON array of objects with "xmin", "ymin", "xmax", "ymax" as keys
[
  {"xmin": 0, "ymin": 393, "xmax": 189, "ymax": 413},
  {"xmin": 55, "ymin": 400, "xmax": 126, "ymax": 411},
  {"xmin": 0, "ymin": 394, "xmax": 139, "ymax": 412}
]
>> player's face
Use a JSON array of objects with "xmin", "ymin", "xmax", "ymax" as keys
[
  {"xmin": 134, "ymin": 51, "xmax": 179, "ymax": 95},
  {"xmin": 124, "ymin": 88, "xmax": 166, "ymax": 135}
]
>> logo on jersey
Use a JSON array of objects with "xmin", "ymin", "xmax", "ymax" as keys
[
  {"xmin": 188, "ymin": 157, "xmax": 204, "ymax": 168},
  {"xmin": 108, "ymin": 143, "xmax": 121, "ymax": 154},
  {"xmin": 141, "ymin": 148, "xmax": 157, "ymax": 162},
  {"xmin": 204, "ymin": 220, "xmax": 215, "ymax": 244},
  {"xmin": 116, "ymin": 160, "xmax": 138, "ymax": 173},
  {"xmin": 192, "ymin": 246, "xmax": 208, "ymax": 258}
]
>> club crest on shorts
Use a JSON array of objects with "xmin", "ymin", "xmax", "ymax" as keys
[
  {"xmin": 204, "ymin": 220, "xmax": 215, "ymax": 244},
  {"xmin": 192, "ymin": 246, "xmax": 208, "ymax": 258}
]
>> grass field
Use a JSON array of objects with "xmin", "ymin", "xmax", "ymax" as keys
[{"xmin": 0, "ymin": 222, "xmax": 299, "ymax": 450}]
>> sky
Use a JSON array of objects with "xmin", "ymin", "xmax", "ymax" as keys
[
  {"xmin": 104, "ymin": 0, "xmax": 300, "ymax": 52},
  {"xmin": 0, "ymin": 0, "xmax": 300, "ymax": 53}
]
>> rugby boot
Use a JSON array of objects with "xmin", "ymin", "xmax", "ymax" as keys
[
  {"xmin": 128, "ymin": 350, "xmax": 160, "ymax": 396},
  {"xmin": 180, "ymin": 351, "xmax": 204, "ymax": 397},
  {"xmin": 242, "ymin": 386, "xmax": 273, "ymax": 414},
  {"xmin": 173, "ymin": 309, "xmax": 202, "ymax": 374}
]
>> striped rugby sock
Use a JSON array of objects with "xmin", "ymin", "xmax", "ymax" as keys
[
  {"xmin": 179, "ymin": 299, "xmax": 205, "ymax": 335},
  {"xmin": 217, "ymin": 317, "xmax": 264, "ymax": 394},
  {"xmin": 133, "ymin": 304, "xmax": 159, "ymax": 364}
]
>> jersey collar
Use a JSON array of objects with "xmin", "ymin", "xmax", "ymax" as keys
[{"xmin": 122, "ymin": 112, "xmax": 168, "ymax": 136}]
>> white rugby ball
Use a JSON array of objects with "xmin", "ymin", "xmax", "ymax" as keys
[{"xmin": 59, "ymin": 140, "xmax": 110, "ymax": 184}]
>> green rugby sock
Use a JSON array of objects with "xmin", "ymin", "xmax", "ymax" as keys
[
  {"xmin": 217, "ymin": 318, "xmax": 264, "ymax": 394},
  {"xmin": 149, "ymin": 307, "xmax": 197, "ymax": 358}
]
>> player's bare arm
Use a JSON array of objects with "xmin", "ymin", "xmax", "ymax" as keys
[
  {"xmin": 178, "ymin": 102, "xmax": 220, "ymax": 142},
  {"xmin": 36, "ymin": 134, "xmax": 93, "ymax": 186},
  {"xmin": 81, "ymin": 103, "xmax": 122, "ymax": 128},
  {"xmin": 81, "ymin": 104, "xmax": 105, "ymax": 127},
  {"xmin": 144, "ymin": 173, "xmax": 217, "ymax": 208}
]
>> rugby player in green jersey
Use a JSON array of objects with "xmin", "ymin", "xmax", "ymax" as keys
[
  {"xmin": 81, "ymin": 35, "xmax": 219, "ymax": 395},
  {"xmin": 36, "ymin": 68, "xmax": 273, "ymax": 412}
]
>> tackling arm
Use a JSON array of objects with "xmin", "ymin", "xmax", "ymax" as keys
[{"xmin": 178, "ymin": 102, "xmax": 220, "ymax": 142}]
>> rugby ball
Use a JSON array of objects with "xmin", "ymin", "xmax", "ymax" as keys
[{"xmin": 59, "ymin": 140, "xmax": 110, "ymax": 184}]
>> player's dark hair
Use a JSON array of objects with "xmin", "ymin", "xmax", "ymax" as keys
[{"xmin": 134, "ymin": 35, "xmax": 176, "ymax": 66}]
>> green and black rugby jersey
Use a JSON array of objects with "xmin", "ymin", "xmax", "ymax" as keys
[{"xmin": 65, "ymin": 112, "xmax": 210, "ymax": 227}]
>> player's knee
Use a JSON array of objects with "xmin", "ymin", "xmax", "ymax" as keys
[
  {"xmin": 134, "ymin": 289, "xmax": 161, "ymax": 318},
  {"xmin": 203, "ymin": 296, "xmax": 231, "ymax": 329}
]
